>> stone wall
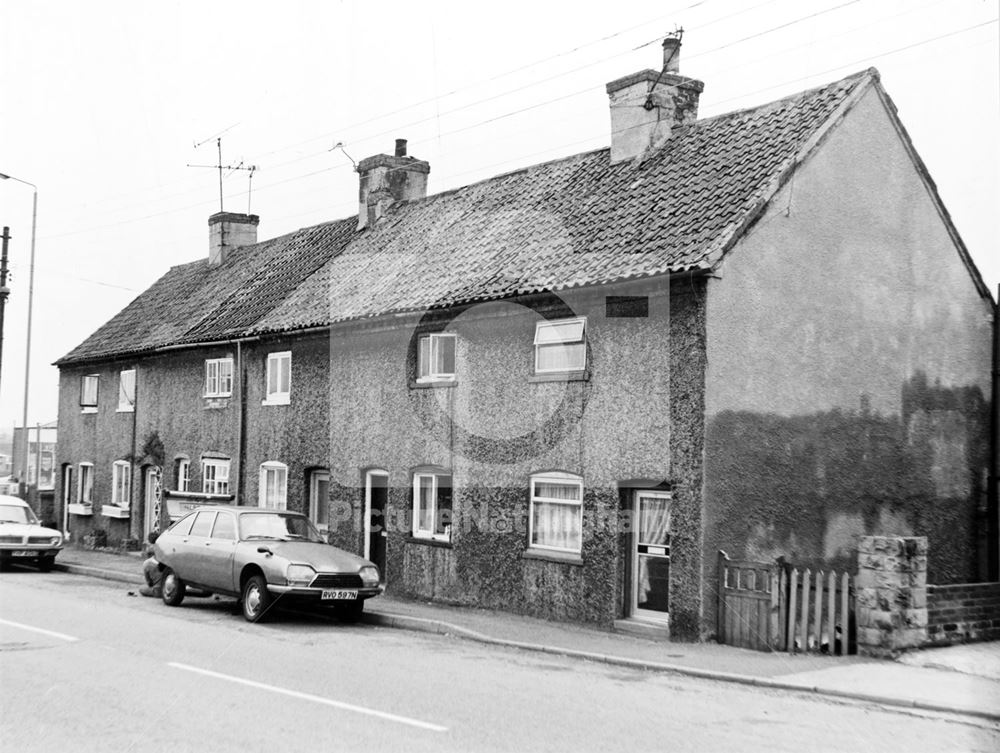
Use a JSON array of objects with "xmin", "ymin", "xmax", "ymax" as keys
[
  {"xmin": 855, "ymin": 535, "xmax": 928, "ymax": 656},
  {"xmin": 926, "ymin": 582, "xmax": 1000, "ymax": 646}
]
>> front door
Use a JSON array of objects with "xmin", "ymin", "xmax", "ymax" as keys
[
  {"xmin": 144, "ymin": 466, "xmax": 162, "ymax": 539},
  {"xmin": 631, "ymin": 490, "xmax": 671, "ymax": 620},
  {"xmin": 365, "ymin": 470, "xmax": 388, "ymax": 582}
]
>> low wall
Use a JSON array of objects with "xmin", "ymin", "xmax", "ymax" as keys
[{"xmin": 926, "ymin": 582, "xmax": 1000, "ymax": 646}]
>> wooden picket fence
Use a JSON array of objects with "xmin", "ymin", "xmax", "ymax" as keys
[{"xmin": 717, "ymin": 551, "xmax": 855, "ymax": 655}]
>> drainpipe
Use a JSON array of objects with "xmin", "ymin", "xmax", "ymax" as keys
[
  {"xmin": 130, "ymin": 368, "xmax": 139, "ymax": 542},
  {"xmin": 236, "ymin": 340, "xmax": 247, "ymax": 506},
  {"xmin": 990, "ymin": 286, "xmax": 999, "ymax": 580}
]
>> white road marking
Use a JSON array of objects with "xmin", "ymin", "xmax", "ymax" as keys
[
  {"xmin": 168, "ymin": 662, "xmax": 449, "ymax": 732},
  {"xmin": 0, "ymin": 617, "xmax": 79, "ymax": 642}
]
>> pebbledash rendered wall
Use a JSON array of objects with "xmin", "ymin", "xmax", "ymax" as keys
[
  {"xmin": 55, "ymin": 334, "xmax": 332, "ymax": 541},
  {"xmin": 326, "ymin": 277, "xmax": 708, "ymax": 639},
  {"xmin": 701, "ymin": 84, "xmax": 994, "ymax": 636}
]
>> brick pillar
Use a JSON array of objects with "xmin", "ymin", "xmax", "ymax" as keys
[{"xmin": 855, "ymin": 535, "xmax": 929, "ymax": 656}]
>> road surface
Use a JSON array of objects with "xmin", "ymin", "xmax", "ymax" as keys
[{"xmin": 1, "ymin": 567, "xmax": 997, "ymax": 752}]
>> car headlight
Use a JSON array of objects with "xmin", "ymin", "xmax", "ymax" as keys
[
  {"xmin": 285, "ymin": 564, "xmax": 316, "ymax": 587},
  {"xmin": 49, "ymin": 536, "xmax": 61, "ymax": 547},
  {"xmin": 359, "ymin": 566, "xmax": 380, "ymax": 588}
]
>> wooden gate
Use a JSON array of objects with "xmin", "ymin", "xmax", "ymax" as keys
[
  {"xmin": 717, "ymin": 550, "xmax": 782, "ymax": 651},
  {"xmin": 717, "ymin": 550, "xmax": 856, "ymax": 654}
]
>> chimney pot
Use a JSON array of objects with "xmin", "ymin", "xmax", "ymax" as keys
[
  {"xmin": 662, "ymin": 35, "xmax": 681, "ymax": 73},
  {"xmin": 395, "ymin": 138, "xmax": 408, "ymax": 157}
]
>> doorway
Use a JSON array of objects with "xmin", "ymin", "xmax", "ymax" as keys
[
  {"xmin": 631, "ymin": 490, "xmax": 671, "ymax": 621},
  {"xmin": 144, "ymin": 466, "xmax": 162, "ymax": 539},
  {"xmin": 364, "ymin": 470, "xmax": 389, "ymax": 582}
]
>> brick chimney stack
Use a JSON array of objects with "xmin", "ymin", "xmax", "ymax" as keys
[
  {"xmin": 208, "ymin": 212, "xmax": 259, "ymax": 267},
  {"xmin": 356, "ymin": 138, "xmax": 430, "ymax": 230},
  {"xmin": 606, "ymin": 33, "xmax": 704, "ymax": 164}
]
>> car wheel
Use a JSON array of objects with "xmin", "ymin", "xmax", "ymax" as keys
[
  {"xmin": 37, "ymin": 556, "xmax": 55, "ymax": 572},
  {"xmin": 335, "ymin": 598, "xmax": 365, "ymax": 622},
  {"xmin": 161, "ymin": 568, "xmax": 186, "ymax": 606},
  {"xmin": 242, "ymin": 574, "xmax": 273, "ymax": 623}
]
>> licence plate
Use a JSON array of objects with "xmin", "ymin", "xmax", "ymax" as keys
[
  {"xmin": 321, "ymin": 589, "xmax": 358, "ymax": 600},
  {"xmin": 11, "ymin": 551, "xmax": 36, "ymax": 557}
]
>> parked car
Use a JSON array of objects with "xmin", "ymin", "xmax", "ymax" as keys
[
  {"xmin": 0, "ymin": 494, "xmax": 63, "ymax": 571},
  {"xmin": 153, "ymin": 506, "xmax": 381, "ymax": 622}
]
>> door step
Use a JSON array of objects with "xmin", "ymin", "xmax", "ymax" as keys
[{"xmin": 614, "ymin": 618, "xmax": 671, "ymax": 641}]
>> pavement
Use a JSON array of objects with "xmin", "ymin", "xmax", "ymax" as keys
[{"xmin": 51, "ymin": 546, "xmax": 1000, "ymax": 722}]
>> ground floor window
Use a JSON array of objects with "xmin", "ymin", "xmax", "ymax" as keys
[
  {"xmin": 202, "ymin": 458, "xmax": 231, "ymax": 495},
  {"xmin": 259, "ymin": 461, "xmax": 288, "ymax": 509},
  {"xmin": 112, "ymin": 460, "xmax": 132, "ymax": 507},
  {"xmin": 529, "ymin": 472, "xmax": 583, "ymax": 553},
  {"xmin": 78, "ymin": 463, "xmax": 93, "ymax": 503},
  {"xmin": 309, "ymin": 469, "xmax": 330, "ymax": 529},
  {"xmin": 412, "ymin": 471, "xmax": 452, "ymax": 541},
  {"xmin": 175, "ymin": 458, "xmax": 190, "ymax": 492}
]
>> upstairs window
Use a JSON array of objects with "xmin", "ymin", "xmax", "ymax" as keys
[
  {"xmin": 259, "ymin": 462, "xmax": 288, "ymax": 510},
  {"xmin": 175, "ymin": 458, "xmax": 190, "ymax": 492},
  {"xmin": 117, "ymin": 369, "xmax": 136, "ymax": 412},
  {"xmin": 534, "ymin": 317, "xmax": 587, "ymax": 373},
  {"xmin": 202, "ymin": 458, "xmax": 230, "ymax": 496},
  {"xmin": 80, "ymin": 375, "xmax": 99, "ymax": 411},
  {"xmin": 112, "ymin": 460, "xmax": 132, "ymax": 507},
  {"xmin": 417, "ymin": 334, "xmax": 456, "ymax": 382},
  {"xmin": 205, "ymin": 358, "xmax": 234, "ymax": 397},
  {"xmin": 412, "ymin": 471, "xmax": 452, "ymax": 542},
  {"xmin": 529, "ymin": 472, "xmax": 583, "ymax": 553},
  {"xmin": 264, "ymin": 351, "xmax": 291, "ymax": 405}
]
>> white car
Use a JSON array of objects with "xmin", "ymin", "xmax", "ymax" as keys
[{"xmin": 0, "ymin": 494, "xmax": 63, "ymax": 571}]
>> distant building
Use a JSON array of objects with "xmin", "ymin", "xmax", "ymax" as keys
[{"xmin": 12, "ymin": 421, "xmax": 57, "ymax": 490}]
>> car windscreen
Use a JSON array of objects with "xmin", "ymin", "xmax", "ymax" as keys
[
  {"xmin": 239, "ymin": 513, "xmax": 324, "ymax": 542},
  {"xmin": 0, "ymin": 504, "xmax": 35, "ymax": 525}
]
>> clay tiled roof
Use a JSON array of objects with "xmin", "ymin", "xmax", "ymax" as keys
[{"xmin": 58, "ymin": 69, "xmax": 874, "ymax": 363}]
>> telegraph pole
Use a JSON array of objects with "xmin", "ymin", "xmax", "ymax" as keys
[{"xmin": 0, "ymin": 226, "xmax": 10, "ymax": 398}]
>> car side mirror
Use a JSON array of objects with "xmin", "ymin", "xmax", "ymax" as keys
[{"xmin": 257, "ymin": 546, "xmax": 273, "ymax": 556}]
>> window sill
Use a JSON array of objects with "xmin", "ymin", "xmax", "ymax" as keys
[
  {"xmin": 409, "ymin": 379, "xmax": 458, "ymax": 390},
  {"xmin": 261, "ymin": 395, "xmax": 290, "ymax": 406},
  {"xmin": 116, "ymin": 407, "xmax": 135, "ymax": 413},
  {"xmin": 203, "ymin": 396, "xmax": 231, "ymax": 410},
  {"xmin": 522, "ymin": 547, "xmax": 583, "ymax": 566},
  {"xmin": 67, "ymin": 503, "xmax": 93, "ymax": 516},
  {"xmin": 81, "ymin": 407, "xmax": 98, "ymax": 414},
  {"xmin": 100, "ymin": 505, "xmax": 131, "ymax": 519},
  {"xmin": 527, "ymin": 370, "xmax": 589, "ymax": 383},
  {"xmin": 405, "ymin": 535, "xmax": 453, "ymax": 549}
]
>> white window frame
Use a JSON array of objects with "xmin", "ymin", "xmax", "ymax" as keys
[
  {"xmin": 309, "ymin": 469, "xmax": 331, "ymax": 530},
  {"xmin": 417, "ymin": 333, "xmax": 457, "ymax": 383},
  {"xmin": 258, "ymin": 461, "xmax": 288, "ymax": 510},
  {"xmin": 112, "ymin": 460, "xmax": 132, "ymax": 508},
  {"xmin": 80, "ymin": 374, "xmax": 99, "ymax": 412},
  {"xmin": 204, "ymin": 358, "xmax": 234, "ymax": 398},
  {"xmin": 533, "ymin": 317, "xmax": 587, "ymax": 374},
  {"xmin": 175, "ymin": 458, "xmax": 190, "ymax": 492},
  {"xmin": 117, "ymin": 369, "xmax": 136, "ymax": 412},
  {"xmin": 528, "ymin": 472, "xmax": 584, "ymax": 554},
  {"xmin": 78, "ymin": 462, "xmax": 94, "ymax": 504},
  {"xmin": 263, "ymin": 351, "xmax": 291, "ymax": 405},
  {"xmin": 202, "ymin": 458, "xmax": 231, "ymax": 496},
  {"xmin": 412, "ymin": 471, "xmax": 452, "ymax": 542}
]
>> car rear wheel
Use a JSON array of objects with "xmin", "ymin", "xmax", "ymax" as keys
[
  {"xmin": 161, "ymin": 568, "xmax": 186, "ymax": 606},
  {"xmin": 242, "ymin": 574, "xmax": 273, "ymax": 623},
  {"xmin": 37, "ymin": 556, "xmax": 55, "ymax": 572}
]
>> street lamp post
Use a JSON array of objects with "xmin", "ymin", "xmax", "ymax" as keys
[{"xmin": 0, "ymin": 172, "xmax": 38, "ymax": 493}]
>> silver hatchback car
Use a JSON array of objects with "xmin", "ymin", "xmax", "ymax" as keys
[{"xmin": 153, "ymin": 506, "xmax": 381, "ymax": 622}]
